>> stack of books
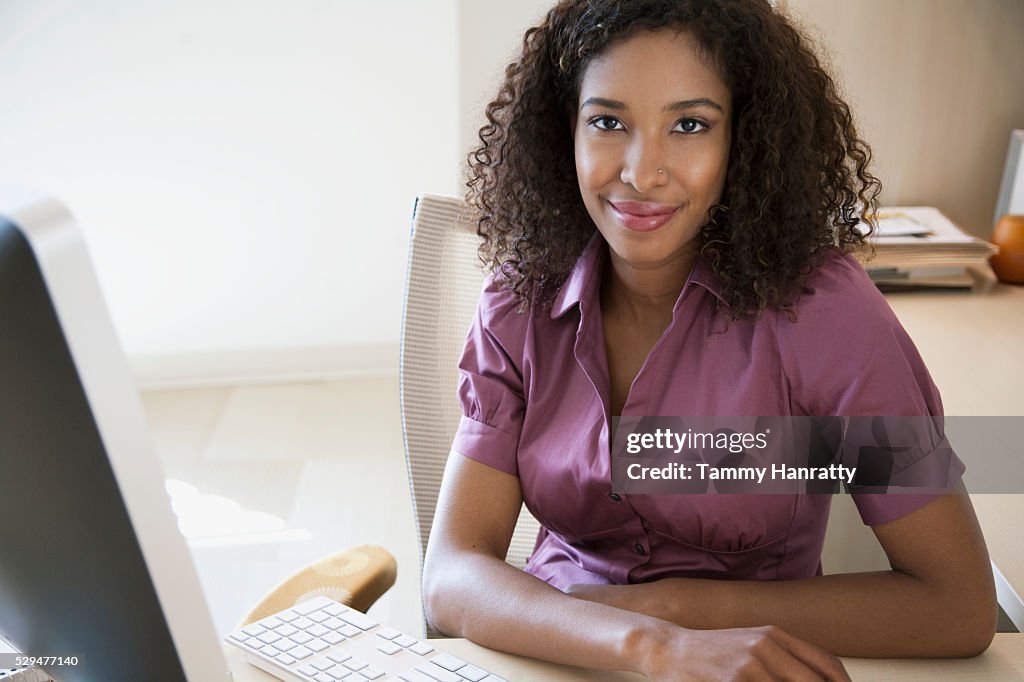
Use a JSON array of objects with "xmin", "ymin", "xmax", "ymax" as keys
[{"xmin": 858, "ymin": 207, "xmax": 999, "ymax": 292}]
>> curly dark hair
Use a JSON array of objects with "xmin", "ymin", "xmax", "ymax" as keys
[{"xmin": 466, "ymin": 0, "xmax": 881, "ymax": 318}]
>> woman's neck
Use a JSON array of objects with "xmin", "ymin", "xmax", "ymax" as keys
[{"xmin": 600, "ymin": 247, "xmax": 697, "ymax": 324}]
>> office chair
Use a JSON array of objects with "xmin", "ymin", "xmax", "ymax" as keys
[{"xmin": 399, "ymin": 194, "xmax": 542, "ymax": 633}]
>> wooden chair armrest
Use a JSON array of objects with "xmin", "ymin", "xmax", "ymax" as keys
[{"xmin": 239, "ymin": 544, "xmax": 397, "ymax": 627}]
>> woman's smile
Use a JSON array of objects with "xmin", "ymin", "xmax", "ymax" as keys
[{"xmin": 607, "ymin": 200, "xmax": 683, "ymax": 232}]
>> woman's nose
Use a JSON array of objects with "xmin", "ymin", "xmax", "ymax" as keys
[{"xmin": 620, "ymin": 137, "xmax": 669, "ymax": 193}]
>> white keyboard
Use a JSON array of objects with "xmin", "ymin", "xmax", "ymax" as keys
[{"xmin": 224, "ymin": 596, "xmax": 507, "ymax": 682}]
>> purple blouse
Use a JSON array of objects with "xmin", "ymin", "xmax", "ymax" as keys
[{"xmin": 452, "ymin": 234, "xmax": 955, "ymax": 590}]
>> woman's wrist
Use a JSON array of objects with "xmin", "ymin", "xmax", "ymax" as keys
[{"xmin": 620, "ymin": 616, "xmax": 685, "ymax": 677}]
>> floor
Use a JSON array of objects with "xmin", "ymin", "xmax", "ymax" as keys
[{"xmin": 140, "ymin": 377, "xmax": 425, "ymax": 639}]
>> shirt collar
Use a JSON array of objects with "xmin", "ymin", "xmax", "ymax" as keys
[
  {"xmin": 550, "ymin": 232, "xmax": 605, "ymax": 319},
  {"xmin": 549, "ymin": 233, "xmax": 728, "ymax": 320}
]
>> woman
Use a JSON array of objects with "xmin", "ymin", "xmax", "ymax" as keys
[{"xmin": 422, "ymin": 1, "xmax": 996, "ymax": 679}]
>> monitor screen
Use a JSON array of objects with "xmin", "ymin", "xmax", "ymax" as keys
[
  {"xmin": 0, "ymin": 190, "xmax": 229, "ymax": 681},
  {"xmin": 995, "ymin": 129, "xmax": 1024, "ymax": 225}
]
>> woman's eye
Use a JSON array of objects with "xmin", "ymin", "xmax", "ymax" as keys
[
  {"xmin": 674, "ymin": 118, "xmax": 709, "ymax": 134},
  {"xmin": 590, "ymin": 116, "xmax": 624, "ymax": 132}
]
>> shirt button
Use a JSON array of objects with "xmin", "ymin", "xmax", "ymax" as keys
[
  {"xmin": 609, "ymin": 492, "xmax": 621, "ymax": 502},
  {"xmin": 634, "ymin": 543, "xmax": 646, "ymax": 556}
]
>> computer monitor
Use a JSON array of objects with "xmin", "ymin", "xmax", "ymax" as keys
[
  {"xmin": 994, "ymin": 129, "xmax": 1024, "ymax": 225},
  {"xmin": 0, "ymin": 185, "xmax": 231, "ymax": 681}
]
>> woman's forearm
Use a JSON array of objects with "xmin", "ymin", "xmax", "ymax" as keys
[
  {"xmin": 423, "ymin": 550, "xmax": 668, "ymax": 675},
  {"xmin": 570, "ymin": 569, "xmax": 996, "ymax": 658}
]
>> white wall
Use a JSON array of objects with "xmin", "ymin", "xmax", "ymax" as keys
[
  {"xmin": 786, "ymin": 0, "xmax": 1024, "ymax": 236},
  {"xmin": 2, "ymin": 1, "xmax": 1020, "ymax": 386},
  {"xmin": 456, "ymin": 0, "xmax": 551, "ymax": 168},
  {"xmin": 0, "ymin": 0, "xmax": 459, "ymax": 384}
]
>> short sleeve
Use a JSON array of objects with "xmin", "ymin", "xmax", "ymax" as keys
[
  {"xmin": 776, "ymin": 251, "xmax": 965, "ymax": 525},
  {"xmin": 451, "ymin": 278, "xmax": 526, "ymax": 476}
]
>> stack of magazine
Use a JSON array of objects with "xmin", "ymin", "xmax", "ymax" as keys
[{"xmin": 859, "ymin": 206, "xmax": 998, "ymax": 292}]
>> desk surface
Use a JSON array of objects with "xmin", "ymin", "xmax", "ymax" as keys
[
  {"xmin": 225, "ymin": 635, "xmax": 1024, "ymax": 681},
  {"xmin": 885, "ymin": 284, "xmax": 1024, "ymax": 629},
  {"xmin": 884, "ymin": 284, "xmax": 1024, "ymax": 417}
]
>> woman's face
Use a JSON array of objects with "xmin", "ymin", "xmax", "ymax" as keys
[{"xmin": 572, "ymin": 29, "xmax": 732, "ymax": 274}]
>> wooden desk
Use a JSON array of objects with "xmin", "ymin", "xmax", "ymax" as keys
[
  {"xmin": 886, "ymin": 284, "xmax": 1024, "ymax": 630},
  {"xmin": 224, "ymin": 635, "xmax": 1024, "ymax": 681}
]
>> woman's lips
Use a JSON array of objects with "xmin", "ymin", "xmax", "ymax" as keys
[{"xmin": 608, "ymin": 200, "xmax": 680, "ymax": 232}]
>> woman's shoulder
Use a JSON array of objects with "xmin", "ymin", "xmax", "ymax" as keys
[
  {"xmin": 769, "ymin": 250, "xmax": 941, "ymax": 416},
  {"xmin": 769, "ymin": 246, "xmax": 911, "ymax": 371},
  {"xmin": 779, "ymin": 247, "xmax": 895, "ymax": 328},
  {"xmin": 469, "ymin": 272, "xmax": 535, "ymax": 355}
]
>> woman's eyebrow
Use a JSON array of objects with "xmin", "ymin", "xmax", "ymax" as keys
[{"xmin": 580, "ymin": 96, "xmax": 724, "ymax": 113}]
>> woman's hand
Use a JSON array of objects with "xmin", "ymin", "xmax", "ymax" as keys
[{"xmin": 639, "ymin": 623, "xmax": 851, "ymax": 682}]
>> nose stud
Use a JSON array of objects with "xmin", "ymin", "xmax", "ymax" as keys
[{"xmin": 657, "ymin": 168, "xmax": 664, "ymax": 174}]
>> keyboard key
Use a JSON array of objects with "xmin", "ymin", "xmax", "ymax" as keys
[
  {"xmin": 377, "ymin": 642, "xmax": 402, "ymax": 655},
  {"xmin": 275, "ymin": 639, "xmax": 297, "ymax": 652},
  {"xmin": 307, "ymin": 638, "xmax": 330, "ymax": 652},
  {"xmin": 295, "ymin": 597, "xmax": 334, "ymax": 615},
  {"xmin": 314, "ymin": 674, "xmax": 335, "ymax": 682},
  {"xmin": 324, "ymin": 604, "xmax": 347, "ymax": 616},
  {"xmin": 457, "ymin": 665, "xmax": 488, "ymax": 682},
  {"xmin": 327, "ymin": 652, "xmax": 352, "ymax": 664},
  {"xmin": 328, "ymin": 670, "xmax": 352, "ymax": 680},
  {"xmin": 410, "ymin": 642, "xmax": 434, "ymax": 656},
  {"xmin": 290, "ymin": 632, "xmax": 314, "ymax": 645},
  {"xmin": 260, "ymin": 646, "xmax": 282, "ymax": 658},
  {"xmin": 323, "ymin": 631, "xmax": 346, "ymax": 645},
  {"xmin": 339, "ymin": 611, "xmax": 378, "ymax": 630},
  {"xmin": 339, "ymin": 625, "xmax": 361, "ymax": 638},
  {"xmin": 297, "ymin": 665, "xmax": 318, "ymax": 677},
  {"xmin": 399, "ymin": 671, "xmax": 436, "ymax": 682},
  {"xmin": 244, "ymin": 637, "xmax": 264, "ymax": 650},
  {"xmin": 276, "ymin": 653, "xmax": 297, "ymax": 666},
  {"xmin": 322, "ymin": 617, "xmax": 346, "ymax": 629},
  {"xmin": 241, "ymin": 624, "xmax": 266, "ymax": 637},
  {"xmin": 362, "ymin": 669, "xmax": 385, "ymax": 680},
  {"xmin": 416, "ymin": 666, "xmax": 460, "ymax": 682},
  {"xmin": 308, "ymin": 624, "xmax": 330, "ymax": 637},
  {"xmin": 291, "ymin": 646, "xmax": 314, "ymax": 660},
  {"xmin": 343, "ymin": 659, "xmax": 368, "ymax": 671},
  {"xmin": 313, "ymin": 660, "xmax": 335, "ymax": 671},
  {"xmin": 228, "ymin": 631, "xmax": 247, "ymax": 642},
  {"xmin": 275, "ymin": 624, "xmax": 299, "ymax": 637},
  {"xmin": 347, "ymin": 676, "xmax": 370, "ymax": 682},
  {"xmin": 293, "ymin": 617, "xmax": 315, "ymax": 629},
  {"xmin": 256, "ymin": 631, "xmax": 282, "ymax": 645},
  {"xmin": 431, "ymin": 654, "xmax": 467, "ymax": 672},
  {"xmin": 277, "ymin": 610, "xmax": 300, "ymax": 622},
  {"xmin": 309, "ymin": 610, "xmax": 331, "ymax": 623},
  {"xmin": 375, "ymin": 627, "xmax": 402, "ymax": 640},
  {"xmin": 259, "ymin": 616, "xmax": 285, "ymax": 629},
  {"xmin": 394, "ymin": 635, "xmax": 418, "ymax": 648}
]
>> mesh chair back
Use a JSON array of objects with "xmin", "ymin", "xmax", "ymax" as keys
[{"xmin": 399, "ymin": 194, "xmax": 541, "ymax": 601}]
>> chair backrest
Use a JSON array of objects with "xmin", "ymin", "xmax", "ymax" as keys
[{"xmin": 399, "ymin": 194, "xmax": 541, "ymax": 588}]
